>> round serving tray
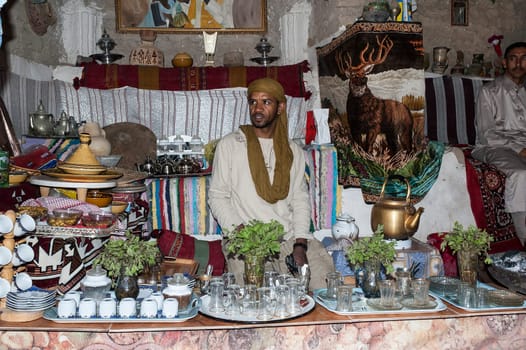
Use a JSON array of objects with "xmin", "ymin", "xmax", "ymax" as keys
[
  {"xmin": 42, "ymin": 168, "xmax": 122, "ymax": 182},
  {"xmin": 199, "ymin": 294, "xmax": 315, "ymax": 324}
]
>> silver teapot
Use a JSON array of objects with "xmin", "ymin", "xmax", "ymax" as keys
[
  {"xmin": 136, "ymin": 156, "xmax": 156, "ymax": 175},
  {"xmin": 332, "ymin": 213, "xmax": 359, "ymax": 241},
  {"xmin": 54, "ymin": 111, "xmax": 71, "ymax": 136},
  {"xmin": 29, "ymin": 100, "xmax": 54, "ymax": 137}
]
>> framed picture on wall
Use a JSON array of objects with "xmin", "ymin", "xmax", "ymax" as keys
[
  {"xmin": 115, "ymin": 0, "xmax": 267, "ymax": 33},
  {"xmin": 451, "ymin": 0, "xmax": 468, "ymax": 26}
]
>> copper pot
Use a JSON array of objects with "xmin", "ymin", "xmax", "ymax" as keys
[{"xmin": 370, "ymin": 175, "xmax": 424, "ymax": 240}]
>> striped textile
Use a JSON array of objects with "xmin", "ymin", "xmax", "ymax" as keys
[
  {"xmin": 147, "ymin": 176, "xmax": 219, "ymax": 235},
  {"xmin": 76, "ymin": 61, "xmax": 312, "ymax": 99},
  {"xmin": 1, "ymin": 72, "xmax": 310, "ymax": 143},
  {"xmin": 0, "ymin": 71, "xmax": 58, "ymax": 141},
  {"xmin": 304, "ymin": 144, "xmax": 340, "ymax": 230},
  {"xmin": 147, "ymin": 145, "xmax": 340, "ymax": 235},
  {"xmin": 425, "ymin": 75, "xmax": 491, "ymax": 145},
  {"xmin": 54, "ymin": 82, "xmax": 309, "ymax": 143}
]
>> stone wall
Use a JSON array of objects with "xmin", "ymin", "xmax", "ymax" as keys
[{"xmin": 1, "ymin": 0, "xmax": 523, "ymax": 113}]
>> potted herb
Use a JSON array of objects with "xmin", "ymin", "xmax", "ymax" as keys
[
  {"xmin": 93, "ymin": 231, "xmax": 160, "ymax": 298},
  {"xmin": 440, "ymin": 221, "xmax": 493, "ymax": 285},
  {"xmin": 346, "ymin": 225, "xmax": 397, "ymax": 297},
  {"xmin": 224, "ymin": 219, "xmax": 285, "ymax": 286}
]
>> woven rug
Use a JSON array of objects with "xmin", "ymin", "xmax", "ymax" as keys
[
  {"xmin": 75, "ymin": 61, "xmax": 311, "ymax": 98},
  {"xmin": 461, "ymin": 146, "xmax": 523, "ymax": 253}
]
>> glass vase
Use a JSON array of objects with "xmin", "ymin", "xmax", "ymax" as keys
[
  {"xmin": 359, "ymin": 260, "xmax": 382, "ymax": 298},
  {"xmin": 244, "ymin": 255, "xmax": 265, "ymax": 287},
  {"xmin": 115, "ymin": 269, "xmax": 140, "ymax": 300},
  {"xmin": 457, "ymin": 250, "xmax": 479, "ymax": 286}
]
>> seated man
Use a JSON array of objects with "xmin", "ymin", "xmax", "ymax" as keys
[
  {"xmin": 208, "ymin": 78, "xmax": 333, "ymax": 289},
  {"xmin": 472, "ymin": 42, "xmax": 526, "ymax": 243}
]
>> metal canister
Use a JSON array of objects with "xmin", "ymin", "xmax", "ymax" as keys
[{"xmin": 0, "ymin": 150, "xmax": 9, "ymax": 188}]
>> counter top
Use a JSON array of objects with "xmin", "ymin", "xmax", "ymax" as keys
[
  {"xmin": 1, "ymin": 297, "xmax": 525, "ymax": 333},
  {"xmin": 1, "ymin": 298, "xmax": 525, "ymax": 349}
]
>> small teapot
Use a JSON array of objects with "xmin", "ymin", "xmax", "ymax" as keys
[
  {"xmin": 136, "ymin": 156, "xmax": 156, "ymax": 175},
  {"xmin": 332, "ymin": 213, "xmax": 359, "ymax": 241},
  {"xmin": 54, "ymin": 111, "xmax": 71, "ymax": 136},
  {"xmin": 29, "ymin": 100, "xmax": 54, "ymax": 137}
]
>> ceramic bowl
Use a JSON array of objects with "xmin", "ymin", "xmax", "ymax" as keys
[
  {"xmin": 86, "ymin": 191, "xmax": 113, "ymax": 207},
  {"xmin": 47, "ymin": 208, "xmax": 82, "ymax": 227},
  {"xmin": 96, "ymin": 155, "xmax": 122, "ymax": 168},
  {"xmin": 81, "ymin": 212, "xmax": 115, "ymax": 228},
  {"xmin": 111, "ymin": 201, "xmax": 128, "ymax": 215},
  {"xmin": 9, "ymin": 171, "xmax": 28, "ymax": 185}
]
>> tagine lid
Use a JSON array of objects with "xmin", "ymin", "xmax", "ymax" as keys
[{"xmin": 65, "ymin": 133, "xmax": 102, "ymax": 167}]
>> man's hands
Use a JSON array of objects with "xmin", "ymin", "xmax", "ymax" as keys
[
  {"xmin": 292, "ymin": 238, "xmax": 308, "ymax": 266},
  {"xmin": 519, "ymin": 148, "xmax": 526, "ymax": 158}
]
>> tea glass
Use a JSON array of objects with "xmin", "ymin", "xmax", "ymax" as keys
[
  {"xmin": 411, "ymin": 278, "xmax": 430, "ymax": 306},
  {"xmin": 336, "ymin": 285, "xmax": 353, "ymax": 312},
  {"xmin": 379, "ymin": 279, "xmax": 396, "ymax": 307},
  {"xmin": 208, "ymin": 279, "xmax": 225, "ymax": 313},
  {"xmin": 274, "ymin": 284, "xmax": 291, "ymax": 318},
  {"xmin": 241, "ymin": 284, "xmax": 258, "ymax": 316},
  {"xmin": 256, "ymin": 287, "xmax": 275, "ymax": 321},
  {"xmin": 326, "ymin": 271, "xmax": 343, "ymax": 300}
]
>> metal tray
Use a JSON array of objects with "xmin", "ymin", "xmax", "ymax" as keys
[
  {"xmin": 314, "ymin": 288, "xmax": 447, "ymax": 315},
  {"xmin": 199, "ymin": 294, "xmax": 315, "ymax": 323},
  {"xmin": 430, "ymin": 282, "xmax": 526, "ymax": 312}
]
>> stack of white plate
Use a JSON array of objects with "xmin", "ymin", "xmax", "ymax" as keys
[{"xmin": 6, "ymin": 287, "xmax": 56, "ymax": 312}]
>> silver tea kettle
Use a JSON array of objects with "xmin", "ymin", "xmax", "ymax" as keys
[{"xmin": 29, "ymin": 100, "xmax": 54, "ymax": 137}]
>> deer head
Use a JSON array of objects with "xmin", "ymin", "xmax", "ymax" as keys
[{"xmin": 336, "ymin": 35, "xmax": 394, "ymax": 97}]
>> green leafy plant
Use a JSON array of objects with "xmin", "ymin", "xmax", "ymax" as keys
[
  {"xmin": 93, "ymin": 231, "xmax": 160, "ymax": 281},
  {"xmin": 346, "ymin": 225, "xmax": 397, "ymax": 274},
  {"xmin": 225, "ymin": 219, "xmax": 285, "ymax": 258},
  {"xmin": 440, "ymin": 221, "xmax": 494, "ymax": 264}
]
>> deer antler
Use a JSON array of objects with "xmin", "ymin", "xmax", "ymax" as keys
[
  {"xmin": 364, "ymin": 35, "xmax": 394, "ymax": 67},
  {"xmin": 335, "ymin": 50, "xmax": 353, "ymax": 78},
  {"xmin": 335, "ymin": 35, "xmax": 394, "ymax": 77}
]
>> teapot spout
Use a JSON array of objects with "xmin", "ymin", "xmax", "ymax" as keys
[{"xmin": 405, "ymin": 207, "xmax": 424, "ymax": 233}]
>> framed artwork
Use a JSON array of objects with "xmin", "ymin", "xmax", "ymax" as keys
[
  {"xmin": 115, "ymin": 0, "xmax": 267, "ymax": 33},
  {"xmin": 451, "ymin": 0, "xmax": 468, "ymax": 26}
]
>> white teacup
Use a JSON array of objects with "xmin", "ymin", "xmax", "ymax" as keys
[
  {"xmin": 15, "ymin": 272, "xmax": 32, "ymax": 291},
  {"xmin": 0, "ymin": 215, "xmax": 14, "ymax": 234},
  {"xmin": 0, "ymin": 277, "xmax": 11, "ymax": 298},
  {"xmin": 57, "ymin": 298, "xmax": 77, "ymax": 318},
  {"xmin": 11, "ymin": 243, "xmax": 35, "ymax": 266},
  {"xmin": 0, "ymin": 246, "xmax": 13, "ymax": 266},
  {"xmin": 140, "ymin": 297, "xmax": 158, "ymax": 318},
  {"xmin": 14, "ymin": 214, "xmax": 36, "ymax": 237},
  {"xmin": 63, "ymin": 291, "xmax": 82, "ymax": 307},
  {"xmin": 19, "ymin": 213, "xmax": 36, "ymax": 230},
  {"xmin": 162, "ymin": 298, "xmax": 179, "ymax": 318},
  {"xmin": 78, "ymin": 298, "xmax": 97, "ymax": 318},
  {"xmin": 118, "ymin": 297, "xmax": 137, "ymax": 318},
  {"xmin": 99, "ymin": 297, "xmax": 117, "ymax": 318},
  {"xmin": 150, "ymin": 291, "xmax": 164, "ymax": 311}
]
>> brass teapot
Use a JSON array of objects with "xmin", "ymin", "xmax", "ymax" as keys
[{"xmin": 370, "ymin": 175, "xmax": 424, "ymax": 240}]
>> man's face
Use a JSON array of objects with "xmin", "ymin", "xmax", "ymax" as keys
[
  {"xmin": 248, "ymin": 92, "xmax": 285, "ymax": 136},
  {"xmin": 503, "ymin": 46, "xmax": 526, "ymax": 85}
]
